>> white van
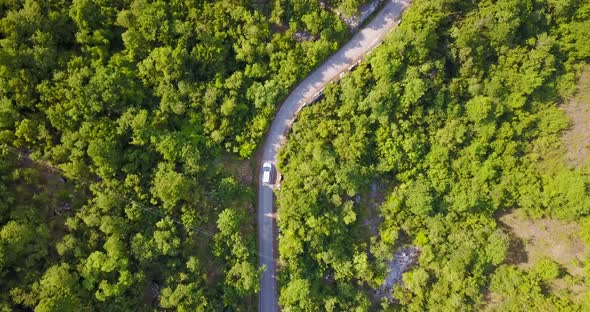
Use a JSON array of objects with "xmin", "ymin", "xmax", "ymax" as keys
[{"xmin": 262, "ymin": 162, "xmax": 273, "ymax": 184}]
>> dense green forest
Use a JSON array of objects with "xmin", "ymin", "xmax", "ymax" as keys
[
  {"xmin": 2, "ymin": 0, "xmax": 590, "ymax": 311},
  {"xmin": 277, "ymin": 0, "xmax": 590, "ymax": 310},
  {"xmin": 0, "ymin": 0, "xmax": 366, "ymax": 310}
]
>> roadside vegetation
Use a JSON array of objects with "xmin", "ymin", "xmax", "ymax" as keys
[
  {"xmin": 0, "ymin": 0, "xmax": 369, "ymax": 310},
  {"xmin": 276, "ymin": 0, "xmax": 590, "ymax": 310}
]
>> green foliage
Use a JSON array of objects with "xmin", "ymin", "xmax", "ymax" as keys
[
  {"xmin": 276, "ymin": 0, "xmax": 590, "ymax": 310},
  {"xmin": 279, "ymin": 278, "xmax": 315, "ymax": 310},
  {"xmin": 150, "ymin": 163, "xmax": 191, "ymax": 212},
  {"xmin": 489, "ymin": 264, "xmax": 577, "ymax": 311},
  {"xmin": 531, "ymin": 258, "xmax": 561, "ymax": 281},
  {"xmin": 0, "ymin": 0, "xmax": 359, "ymax": 309},
  {"xmin": 33, "ymin": 264, "xmax": 82, "ymax": 312}
]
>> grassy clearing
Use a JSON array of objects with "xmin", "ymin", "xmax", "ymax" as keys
[
  {"xmin": 498, "ymin": 209, "xmax": 588, "ymax": 302},
  {"xmin": 499, "ymin": 210, "xmax": 586, "ymax": 275},
  {"xmin": 562, "ymin": 65, "xmax": 590, "ymax": 168}
]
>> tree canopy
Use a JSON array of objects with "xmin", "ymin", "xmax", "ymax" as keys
[
  {"xmin": 276, "ymin": 0, "xmax": 590, "ymax": 310},
  {"xmin": 0, "ymin": 0, "xmax": 366, "ymax": 310}
]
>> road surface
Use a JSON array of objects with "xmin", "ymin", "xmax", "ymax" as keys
[{"xmin": 257, "ymin": 1, "xmax": 410, "ymax": 311}]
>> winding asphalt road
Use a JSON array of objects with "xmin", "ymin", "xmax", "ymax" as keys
[{"xmin": 257, "ymin": 1, "xmax": 410, "ymax": 310}]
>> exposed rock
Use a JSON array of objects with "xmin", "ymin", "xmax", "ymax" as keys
[
  {"xmin": 341, "ymin": 0, "xmax": 383, "ymax": 31},
  {"xmin": 144, "ymin": 282, "xmax": 160, "ymax": 308},
  {"xmin": 294, "ymin": 30, "xmax": 315, "ymax": 42},
  {"xmin": 376, "ymin": 246, "xmax": 420, "ymax": 301}
]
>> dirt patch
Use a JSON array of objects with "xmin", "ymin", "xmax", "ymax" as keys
[
  {"xmin": 270, "ymin": 23, "xmax": 288, "ymax": 34},
  {"xmin": 482, "ymin": 291, "xmax": 504, "ymax": 311},
  {"xmin": 223, "ymin": 157, "xmax": 254, "ymax": 185},
  {"xmin": 562, "ymin": 65, "xmax": 590, "ymax": 167},
  {"xmin": 551, "ymin": 276, "xmax": 588, "ymax": 301},
  {"xmin": 497, "ymin": 209, "xmax": 589, "ymax": 304},
  {"xmin": 499, "ymin": 210, "xmax": 586, "ymax": 277}
]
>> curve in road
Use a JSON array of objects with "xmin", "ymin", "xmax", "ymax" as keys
[{"xmin": 257, "ymin": 1, "xmax": 410, "ymax": 311}]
